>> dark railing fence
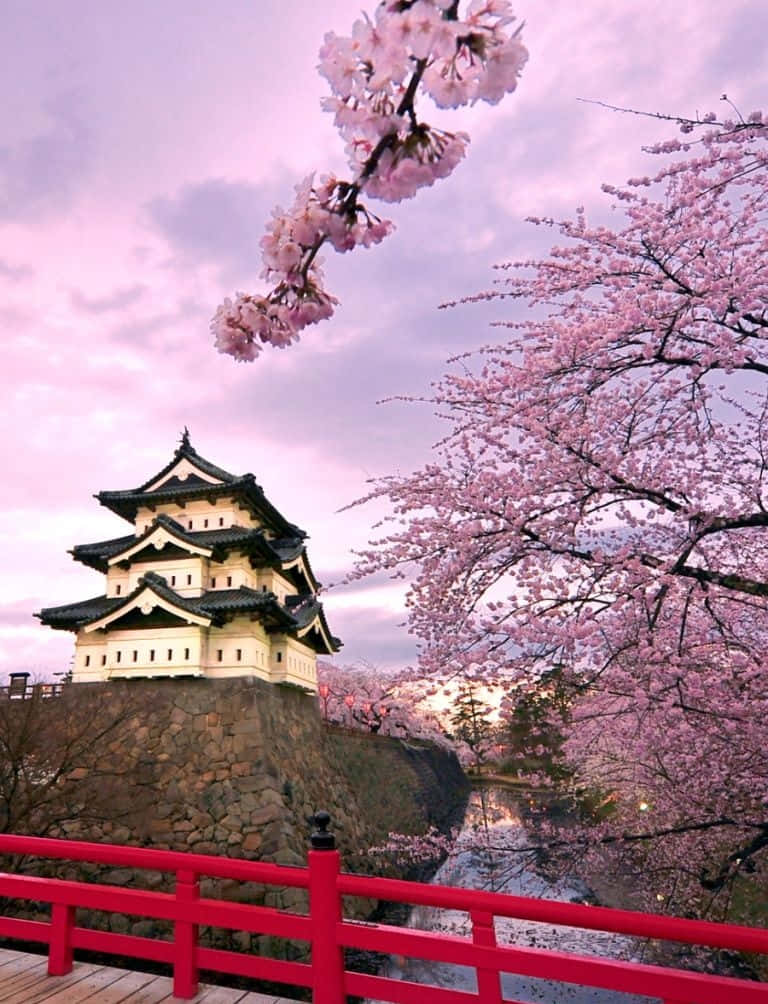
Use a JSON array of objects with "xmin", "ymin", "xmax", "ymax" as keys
[
  {"xmin": 2, "ymin": 673, "xmax": 64, "ymax": 700},
  {"xmin": 0, "ymin": 814, "xmax": 765, "ymax": 1003}
]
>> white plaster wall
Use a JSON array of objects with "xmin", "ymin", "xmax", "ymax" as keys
[
  {"xmin": 73, "ymin": 618, "xmax": 319, "ymax": 690},
  {"xmin": 105, "ymin": 568, "xmax": 131, "ymax": 598},
  {"xmin": 135, "ymin": 499, "xmax": 260, "ymax": 535},
  {"xmin": 207, "ymin": 555, "xmax": 254, "ymax": 591},
  {"xmin": 271, "ymin": 636, "xmax": 318, "ymax": 692},
  {"xmin": 253, "ymin": 568, "xmax": 294, "ymax": 604},
  {"xmin": 201, "ymin": 617, "xmax": 271, "ymax": 676},
  {"xmin": 72, "ymin": 631, "xmax": 108, "ymax": 683},
  {"xmin": 103, "ymin": 625, "xmax": 206, "ymax": 678},
  {"xmin": 116, "ymin": 557, "xmax": 207, "ymax": 597}
]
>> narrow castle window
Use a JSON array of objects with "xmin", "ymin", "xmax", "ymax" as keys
[
  {"xmin": 85, "ymin": 655, "xmax": 90, "ymax": 667},
  {"xmin": 211, "ymin": 577, "xmax": 216, "ymax": 588},
  {"xmin": 219, "ymin": 517, "xmax": 224, "ymax": 527},
  {"xmin": 276, "ymin": 652, "xmax": 282, "ymax": 663},
  {"xmin": 101, "ymin": 655, "xmax": 106, "ymax": 666},
  {"xmin": 188, "ymin": 520, "xmax": 193, "ymax": 529},
  {"xmin": 167, "ymin": 648, "xmax": 173, "ymax": 660},
  {"xmin": 184, "ymin": 648, "xmax": 190, "ymax": 660},
  {"xmin": 217, "ymin": 649, "xmax": 223, "ymax": 662},
  {"xmin": 187, "ymin": 574, "xmax": 192, "ymax": 585},
  {"xmin": 171, "ymin": 575, "xmax": 176, "ymax": 586},
  {"xmin": 204, "ymin": 518, "xmax": 209, "ymax": 528},
  {"xmin": 116, "ymin": 651, "xmax": 122, "ymax": 663},
  {"xmin": 116, "ymin": 584, "xmax": 121, "ymax": 596},
  {"xmin": 132, "ymin": 650, "xmax": 138, "ymax": 662},
  {"xmin": 149, "ymin": 649, "xmax": 155, "ymax": 662},
  {"xmin": 236, "ymin": 649, "xmax": 242, "ymax": 662},
  {"xmin": 227, "ymin": 576, "xmax": 232, "ymax": 587}
]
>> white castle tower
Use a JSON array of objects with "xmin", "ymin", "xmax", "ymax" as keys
[{"xmin": 38, "ymin": 432, "xmax": 340, "ymax": 691}]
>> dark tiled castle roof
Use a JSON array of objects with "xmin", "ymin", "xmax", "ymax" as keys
[
  {"xmin": 72, "ymin": 514, "xmax": 307, "ymax": 575},
  {"xmin": 37, "ymin": 573, "xmax": 337, "ymax": 650},
  {"xmin": 96, "ymin": 439, "xmax": 306, "ymax": 539}
]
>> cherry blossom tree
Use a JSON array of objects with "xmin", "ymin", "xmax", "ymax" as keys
[
  {"xmin": 211, "ymin": 0, "xmax": 527, "ymax": 361},
  {"xmin": 316, "ymin": 660, "xmax": 455, "ymax": 750},
  {"xmin": 353, "ymin": 108, "xmax": 768, "ymax": 918}
]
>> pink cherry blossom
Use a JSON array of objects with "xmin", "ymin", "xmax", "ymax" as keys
[
  {"xmin": 316, "ymin": 661, "xmax": 456, "ymax": 750},
  {"xmin": 213, "ymin": 0, "xmax": 527, "ymax": 360},
  {"xmin": 351, "ymin": 113, "xmax": 768, "ymax": 918}
]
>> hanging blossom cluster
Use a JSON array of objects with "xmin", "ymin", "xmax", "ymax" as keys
[{"xmin": 212, "ymin": 0, "xmax": 527, "ymax": 361}]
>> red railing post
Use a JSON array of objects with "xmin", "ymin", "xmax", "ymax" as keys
[
  {"xmin": 470, "ymin": 909, "xmax": 503, "ymax": 1004},
  {"xmin": 48, "ymin": 902, "xmax": 75, "ymax": 976},
  {"xmin": 308, "ymin": 811, "xmax": 345, "ymax": 1004},
  {"xmin": 173, "ymin": 867, "xmax": 199, "ymax": 999}
]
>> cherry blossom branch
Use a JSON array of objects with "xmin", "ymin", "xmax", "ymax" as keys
[{"xmin": 211, "ymin": 0, "xmax": 527, "ymax": 361}]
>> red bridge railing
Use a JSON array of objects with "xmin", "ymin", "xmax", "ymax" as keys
[{"xmin": 0, "ymin": 815, "xmax": 765, "ymax": 1003}]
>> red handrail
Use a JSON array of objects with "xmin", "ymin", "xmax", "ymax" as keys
[{"xmin": 0, "ymin": 833, "xmax": 765, "ymax": 1003}]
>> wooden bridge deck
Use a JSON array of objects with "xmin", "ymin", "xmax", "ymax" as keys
[{"xmin": 0, "ymin": 947, "xmax": 298, "ymax": 1003}]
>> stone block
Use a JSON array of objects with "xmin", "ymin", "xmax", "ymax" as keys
[
  {"xmin": 249, "ymin": 804, "xmax": 282, "ymax": 826},
  {"xmin": 242, "ymin": 832, "xmax": 262, "ymax": 853}
]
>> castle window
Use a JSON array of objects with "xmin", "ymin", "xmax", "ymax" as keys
[
  {"xmin": 116, "ymin": 651, "xmax": 122, "ymax": 664},
  {"xmin": 171, "ymin": 575, "xmax": 176, "ymax": 586},
  {"xmin": 227, "ymin": 576, "xmax": 232, "ymax": 587},
  {"xmin": 149, "ymin": 649, "xmax": 155, "ymax": 662},
  {"xmin": 116, "ymin": 584, "xmax": 121, "ymax": 596},
  {"xmin": 101, "ymin": 655, "xmax": 106, "ymax": 666},
  {"xmin": 236, "ymin": 649, "xmax": 242, "ymax": 662},
  {"xmin": 276, "ymin": 652, "xmax": 282, "ymax": 663},
  {"xmin": 85, "ymin": 655, "xmax": 90, "ymax": 667},
  {"xmin": 219, "ymin": 517, "xmax": 224, "ymax": 527},
  {"xmin": 204, "ymin": 519, "xmax": 209, "ymax": 528},
  {"xmin": 217, "ymin": 649, "xmax": 223, "ymax": 662},
  {"xmin": 188, "ymin": 520, "xmax": 193, "ymax": 529},
  {"xmin": 132, "ymin": 650, "xmax": 138, "ymax": 662},
  {"xmin": 187, "ymin": 574, "xmax": 192, "ymax": 585},
  {"xmin": 211, "ymin": 577, "xmax": 216, "ymax": 588},
  {"xmin": 184, "ymin": 648, "xmax": 190, "ymax": 660},
  {"xmin": 167, "ymin": 648, "xmax": 173, "ymax": 660}
]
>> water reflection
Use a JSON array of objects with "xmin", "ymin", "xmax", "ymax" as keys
[{"xmin": 374, "ymin": 787, "xmax": 657, "ymax": 1004}]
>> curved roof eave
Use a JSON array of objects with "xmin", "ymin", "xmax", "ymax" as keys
[{"xmin": 83, "ymin": 575, "xmax": 212, "ymax": 633}]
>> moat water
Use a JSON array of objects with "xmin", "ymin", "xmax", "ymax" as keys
[{"xmin": 370, "ymin": 786, "xmax": 656, "ymax": 1004}]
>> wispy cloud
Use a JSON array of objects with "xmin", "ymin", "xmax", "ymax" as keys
[
  {"xmin": 0, "ymin": 93, "xmax": 92, "ymax": 220},
  {"xmin": 70, "ymin": 283, "xmax": 146, "ymax": 314}
]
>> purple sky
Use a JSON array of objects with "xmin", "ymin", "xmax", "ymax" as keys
[{"xmin": 2, "ymin": 0, "xmax": 766, "ymax": 680}]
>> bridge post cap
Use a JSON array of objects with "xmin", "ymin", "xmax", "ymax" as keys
[{"xmin": 310, "ymin": 810, "xmax": 336, "ymax": 850}]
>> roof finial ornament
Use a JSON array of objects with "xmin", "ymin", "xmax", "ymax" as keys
[{"xmin": 179, "ymin": 427, "xmax": 191, "ymax": 451}]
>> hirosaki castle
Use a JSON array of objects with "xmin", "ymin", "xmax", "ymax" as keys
[{"xmin": 38, "ymin": 433, "xmax": 340, "ymax": 691}]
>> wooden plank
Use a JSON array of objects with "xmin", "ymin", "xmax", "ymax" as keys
[
  {"xmin": 67, "ymin": 969, "xmax": 165, "ymax": 1003},
  {"xmin": 25, "ymin": 962, "xmax": 137, "ymax": 1003},
  {"xmin": 105, "ymin": 973, "xmax": 176, "ymax": 1004},
  {"xmin": 197, "ymin": 988, "xmax": 288, "ymax": 1003},
  {"xmin": 0, "ymin": 951, "xmax": 301, "ymax": 1004},
  {"xmin": 196, "ymin": 986, "xmax": 249, "ymax": 1002},
  {"xmin": 0, "ymin": 956, "xmax": 48, "ymax": 1002},
  {"xmin": 237, "ymin": 993, "xmax": 283, "ymax": 1003},
  {"xmin": 21, "ymin": 961, "xmax": 106, "ymax": 1002},
  {"xmin": 0, "ymin": 949, "xmax": 36, "ymax": 969}
]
